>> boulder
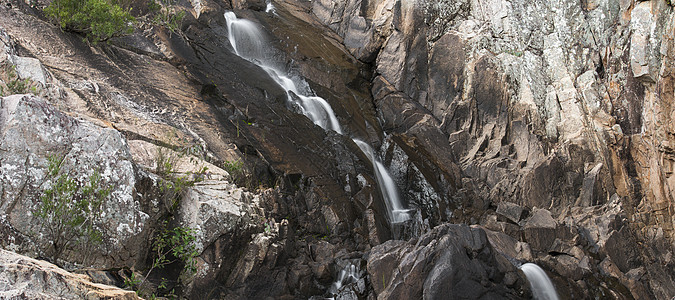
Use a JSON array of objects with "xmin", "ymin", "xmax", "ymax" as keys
[
  {"xmin": 179, "ymin": 180, "xmax": 264, "ymax": 253},
  {"xmin": 496, "ymin": 202, "xmax": 525, "ymax": 224},
  {"xmin": 0, "ymin": 95, "xmax": 149, "ymax": 267},
  {"xmin": 0, "ymin": 248, "xmax": 140, "ymax": 299},
  {"xmin": 629, "ymin": 1, "xmax": 658, "ymax": 82},
  {"xmin": 7, "ymin": 55, "xmax": 48, "ymax": 85},
  {"xmin": 522, "ymin": 208, "xmax": 557, "ymax": 253},
  {"xmin": 367, "ymin": 224, "xmax": 525, "ymax": 299}
]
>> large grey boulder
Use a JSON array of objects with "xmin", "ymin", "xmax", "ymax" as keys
[
  {"xmin": 180, "ymin": 180, "xmax": 264, "ymax": 253},
  {"xmin": 0, "ymin": 248, "xmax": 140, "ymax": 300},
  {"xmin": 0, "ymin": 94, "xmax": 148, "ymax": 267}
]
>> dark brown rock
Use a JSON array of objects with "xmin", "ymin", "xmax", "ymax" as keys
[
  {"xmin": 496, "ymin": 202, "xmax": 525, "ymax": 224},
  {"xmin": 522, "ymin": 208, "xmax": 557, "ymax": 253},
  {"xmin": 367, "ymin": 224, "xmax": 526, "ymax": 299}
]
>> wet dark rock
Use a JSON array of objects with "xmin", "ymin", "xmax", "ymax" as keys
[
  {"xmin": 367, "ymin": 224, "xmax": 526, "ymax": 299},
  {"xmin": 232, "ymin": 0, "xmax": 267, "ymax": 11}
]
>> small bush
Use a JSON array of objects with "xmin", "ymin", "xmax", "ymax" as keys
[
  {"xmin": 0, "ymin": 64, "xmax": 32, "ymax": 96},
  {"xmin": 33, "ymin": 155, "xmax": 111, "ymax": 263},
  {"xmin": 151, "ymin": 223, "xmax": 199, "ymax": 277},
  {"xmin": 129, "ymin": 221, "xmax": 198, "ymax": 297},
  {"xmin": 222, "ymin": 159, "xmax": 244, "ymax": 181},
  {"xmin": 155, "ymin": 145, "xmax": 208, "ymax": 211},
  {"xmin": 148, "ymin": 0, "xmax": 185, "ymax": 33},
  {"xmin": 45, "ymin": 0, "xmax": 135, "ymax": 42}
]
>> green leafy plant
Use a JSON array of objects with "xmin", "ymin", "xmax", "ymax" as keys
[
  {"xmin": 0, "ymin": 64, "xmax": 32, "ymax": 96},
  {"xmin": 155, "ymin": 145, "xmax": 208, "ymax": 212},
  {"xmin": 44, "ymin": 0, "xmax": 135, "ymax": 42},
  {"xmin": 120, "ymin": 143, "xmax": 202, "ymax": 297},
  {"xmin": 148, "ymin": 0, "xmax": 185, "ymax": 33},
  {"xmin": 222, "ymin": 159, "xmax": 243, "ymax": 181},
  {"xmin": 123, "ymin": 271, "xmax": 142, "ymax": 291},
  {"xmin": 34, "ymin": 155, "xmax": 111, "ymax": 263},
  {"xmin": 134, "ymin": 221, "xmax": 199, "ymax": 297}
]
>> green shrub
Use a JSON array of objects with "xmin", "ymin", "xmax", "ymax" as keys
[
  {"xmin": 150, "ymin": 223, "xmax": 199, "ymax": 277},
  {"xmin": 148, "ymin": 0, "xmax": 185, "ymax": 33},
  {"xmin": 34, "ymin": 155, "xmax": 111, "ymax": 263},
  {"xmin": 45, "ymin": 0, "xmax": 135, "ymax": 42},
  {"xmin": 222, "ymin": 159, "xmax": 243, "ymax": 181},
  {"xmin": 129, "ymin": 221, "xmax": 199, "ymax": 297},
  {"xmin": 0, "ymin": 64, "xmax": 32, "ymax": 96},
  {"xmin": 155, "ymin": 145, "xmax": 208, "ymax": 212}
]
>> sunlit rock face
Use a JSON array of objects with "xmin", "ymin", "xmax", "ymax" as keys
[
  {"xmin": 310, "ymin": 0, "xmax": 675, "ymax": 298},
  {"xmin": 1, "ymin": 0, "xmax": 674, "ymax": 299},
  {"xmin": 0, "ymin": 248, "xmax": 141, "ymax": 300}
]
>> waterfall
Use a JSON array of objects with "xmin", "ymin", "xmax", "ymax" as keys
[
  {"xmin": 265, "ymin": 0, "xmax": 275, "ymax": 13},
  {"xmin": 353, "ymin": 139, "xmax": 411, "ymax": 224},
  {"xmin": 224, "ymin": 12, "xmax": 342, "ymax": 134},
  {"xmin": 520, "ymin": 263, "xmax": 559, "ymax": 300},
  {"xmin": 330, "ymin": 263, "xmax": 358, "ymax": 294},
  {"xmin": 224, "ymin": 11, "xmax": 410, "ymax": 225}
]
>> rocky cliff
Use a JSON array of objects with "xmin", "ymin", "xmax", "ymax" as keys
[
  {"xmin": 0, "ymin": 0, "xmax": 673, "ymax": 299},
  {"xmin": 310, "ymin": 0, "xmax": 675, "ymax": 298}
]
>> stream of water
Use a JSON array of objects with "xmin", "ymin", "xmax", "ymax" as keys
[
  {"xmin": 353, "ymin": 139, "xmax": 411, "ymax": 223},
  {"xmin": 520, "ymin": 263, "xmax": 559, "ymax": 300},
  {"xmin": 224, "ymin": 11, "xmax": 410, "ymax": 224},
  {"xmin": 224, "ymin": 11, "xmax": 342, "ymax": 134}
]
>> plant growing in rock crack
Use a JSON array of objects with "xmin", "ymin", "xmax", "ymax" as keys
[
  {"xmin": 147, "ymin": 0, "xmax": 186, "ymax": 34},
  {"xmin": 124, "ymin": 140, "xmax": 206, "ymax": 297},
  {"xmin": 155, "ymin": 144, "xmax": 208, "ymax": 211},
  {"xmin": 0, "ymin": 64, "xmax": 33, "ymax": 96},
  {"xmin": 130, "ymin": 220, "xmax": 199, "ymax": 297},
  {"xmin": 33, "ymin": 155, "xmax": 111, "ymax": 264},
  {"xmin": 222, "ymin": 159, "xmax": 244, "ymax": 181}
]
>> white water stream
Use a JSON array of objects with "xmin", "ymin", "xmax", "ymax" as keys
[
  {"xmin": 520, "ymin": 263, "xmax": 559, "ymax": 300},
  {"xmin": 224, "ymin": 11, "xmax": 342, "ymax": 134},
  {"xmin": 353, "ymin": 139, "xmax": 411, "ymax": 223},
  {"xmin": 265, "ymin": 1, "xmax": 275, "ymax": 13},
  {"xmin": 330, "ymin": 263, "xmax": 358, "ymax": 294},
  {"xmin": 224, "ymin": 11, "xmax": 411, "ymax": 224}
]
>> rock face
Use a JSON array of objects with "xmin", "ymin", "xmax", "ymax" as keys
[
  {"xmin": 0, "ymin": 248, "xmax": 140, "ymax": 299},
  {"xmin": 0, "ymin": 94, "xmax": 148, "ymax": 267},
  {"xmin": 307, "ymin": 0, "xmax": 675, "ymax": 298},
  {"xmin": 0, "ymin": 0, "xmax": 674, "ymax": 299}
]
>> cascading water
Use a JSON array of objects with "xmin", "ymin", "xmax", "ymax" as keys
[
  {"xmin": 353, "ymin": 139, "xmax": 411, "ymax": 224},
  {"xmin": 224, "ymin": 11, "xmax": 411, "ymax": 225},
  {"xmin": 224, "ymin": 12, "xmax": 342, "ymax": 134},
  {"xmin": 330, "ymin": 263, "xmax": 358, "ymax": 295},
  {"xmin": 265, "ymin": 0, "xmax": 275, "ymax": 13},
  {"xmin": 520, "ymin": 263, "xmax": 559, "ymax": 300}
]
